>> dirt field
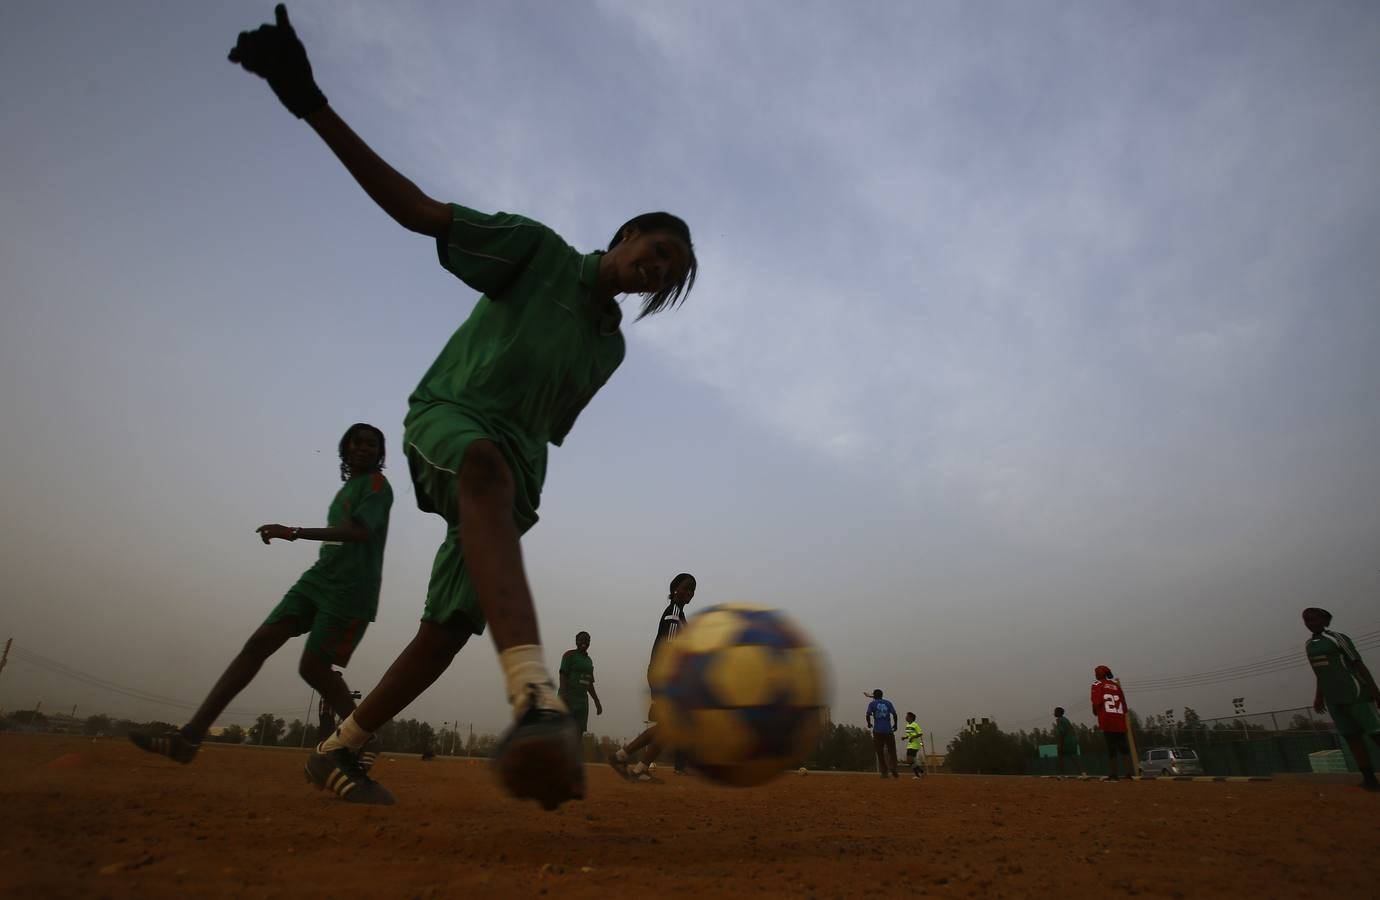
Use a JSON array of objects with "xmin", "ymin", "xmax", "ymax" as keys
[{"xmin": 1, "ymin": 734, "xmax": 1376, "ymax": 898}]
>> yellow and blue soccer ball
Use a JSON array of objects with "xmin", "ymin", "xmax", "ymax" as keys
[{"xmin": 649, "ymin": 604, "xmax": 828, "ymax": 787}]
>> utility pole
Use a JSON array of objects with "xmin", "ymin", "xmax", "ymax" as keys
[{"xmin": 0, "ymin": 638, "xmax": 11, "ymax": 680}]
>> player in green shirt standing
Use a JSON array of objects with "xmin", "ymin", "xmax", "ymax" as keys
[
  {"xmin": 1303, "ymin": 607, "xmax": 1380, "ymax": 792},
  {"xmin": 130, "ymin": 423, "xmax": 392, "ymax": 766},
  {"xmin": 1053, "ymin": 706, "xmax": 1082, "ymax": 776},
  {"xmin": 903, "ymin": 712, "xmax": 925, "ymax": 779},
  {"xmin": 559, "ymin": 632, "xmax": 603, "ymax": 739},
  {"xmin": 227, "ymin": 6, "xmax": 697, "ymax": 810}
]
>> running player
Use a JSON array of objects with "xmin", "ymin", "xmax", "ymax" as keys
[
  {"xmin": 558, "ymin": 631, "xmax": 602, "ymax": 740},
  {"xmin": 1303, "ymin": 607, "xmax": 1380, "ymax": 792},
  {"xmin": 1091, "ymin": 666, "xmax": 1134, "ymax": 780},
  {"xmin": 130, "ymin": 423, "xmax": 391, "ymax": 766},
  {"xmin": 903, "ymin": 712, "xmax": 924, "ymax": 779},
  {"xmin": 228, "ymin": 6, "xmax": 697, "ymax": 810},
  {"xmin": 609, "ymin": 573, "xmax": 695, "ymax": 782},
  {"xmin": 1053, "ymin": 706, "xmax": 1082, "ymax": 776}
]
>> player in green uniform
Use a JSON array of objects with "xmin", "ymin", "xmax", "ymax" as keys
[
  {"xmin": 130, "ymin": 423, "xmax": 391, "ymax": 767},
  {"xmin": 558, "ymin": 632, "xmax": 603, "ymax": 738},
  {"xmin": 1303, "ymin": 607, "xmax": 1380, "ymax": 792},
  {"xmin": 227, "ymin": 6, "xmax": 697, "ymax": 810},
  {"xmin": 903, "ymin": 712, "xmax": 925, "ymax": 779},
  {"xmin": 1053, "ymin": 706, "xmax": 1082, "ymax": 776}
]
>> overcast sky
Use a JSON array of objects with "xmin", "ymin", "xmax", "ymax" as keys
[{"xmin": 3, "ymin": 0, "xmax": 1378, "ymax": 749}]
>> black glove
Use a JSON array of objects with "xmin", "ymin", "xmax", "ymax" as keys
[{"xmin": 228, "ymin": 4, "xmax": 327, "ymax": 119}]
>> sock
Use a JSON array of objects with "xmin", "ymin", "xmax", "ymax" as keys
[
  {"xmin": 178, "ymin": 725, "xmax": 204, "ymax": 745},
  {"xmin": 630, "ymin": 761, "xmax": 647, "ymax": 776},
  {"xmin": 498, "ymin": 644, "xmax": 566, "ymax": 717},
  {"xmin": 317, "ymin": 713, "xmax": 371, "ymax": 754}
]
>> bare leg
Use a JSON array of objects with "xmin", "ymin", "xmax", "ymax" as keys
[
  {"xmin": 183, "ymin": 621, "xmax": 298, "ymax": 740},
  {"xmin": 350, "ymin": 622, "xmax": 473, "ymax": 733},
  {"xmin": 1343, "ymin": 733, "xmax": 1374, "ymax": 769},
  {"xmin": 624, "ymin": 725, "xmax": 658, "ymax": 756},
  {"xmin": 298, "ymin": 652, "xmax": 358, "ymax": 721},
  {"xmin": 457, "ymin": 440, "xmax": 537, "ymax": 651}
]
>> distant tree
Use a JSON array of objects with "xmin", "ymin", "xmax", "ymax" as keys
[
  {"xmin": 207, "ymin": 723, "xmax": 246, "ymax": 744},
  {"xmin": 1287, "ymin": 713, "xmax": 1319, "ymax": 732},
  {"xmin": 8, "ymin": 710, "xmax": 49, "ymax": 726},
  {"xmin": 248, "ymin": 714, "xmax": 285, "ymax": 746},
  {"xmin": 83, "ymin": 714, "xmax": 113, "ymax": 735},
  {"xmin": 283, "ymin": 719, "xmax": 308, "ymax": 748},
  {"xmin": 946, "ymin": 721, "xmax": 1025, "ymax": 774},
  {"xmin": 1182, "ymin": 707, "xmax": 1203, "ymax": 732}
]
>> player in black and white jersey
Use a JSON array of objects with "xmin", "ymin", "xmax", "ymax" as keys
[{"xmin": 609, "ymin": 573, "xmax": 695, "ymax": 782}]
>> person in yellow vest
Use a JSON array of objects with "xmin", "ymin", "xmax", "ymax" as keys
[{"xmin": 903, "ymin": 712, "xmax": 925, "ymax": 779}]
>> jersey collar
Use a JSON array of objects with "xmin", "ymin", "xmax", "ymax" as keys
[{"xmin": 580, "ymin": 252, "xmax": 623, "ymax": 336}]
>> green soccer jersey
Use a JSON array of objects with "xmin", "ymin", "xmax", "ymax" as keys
[
  {"xmin": 1055, "ymin": 715, "xmax": 1077, "ymax": 749},
  {"xmin": 293, "ymin": 472, "xmax": 393, "ymax": 620},
  {"xmin": 904, "ymin": 721, "xmax": 923, "ymax": 751},
  {"xmin": 406, "ymin": 204, "xmax": 626, "ymax": 481},
  {"xmin": 559, "ymin": 648, "xmax": 595, "ymax": 706},
  {"xmin": 1306, "ymin": 630, "xmax": 1367, "ymax": 705}
]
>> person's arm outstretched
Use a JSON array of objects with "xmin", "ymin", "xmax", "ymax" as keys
[
  {"xmin": 256, "ymin": 522, "xmax": 370, "ymax": 544},
  {"xmin": 230, "ymin": 4, "xmax": 449, "ymax": 238}
]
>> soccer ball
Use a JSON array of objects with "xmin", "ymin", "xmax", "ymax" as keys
[
  {"xmin": 649, "ymin": 603, "xmax": 828, "ymax": 787},
  {"xmin": 798, "ymin": 767, "xmax": 808, "ymax": 776}
]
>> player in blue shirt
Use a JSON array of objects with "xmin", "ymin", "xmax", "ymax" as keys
[{"xmin": 866, "ymin": 689, "xmax": 900, "ymax": 779}]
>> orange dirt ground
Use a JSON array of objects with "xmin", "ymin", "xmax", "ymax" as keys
[{"xmin": 1, "ymin": 734, "xmax": 1377, "ymax": 898}]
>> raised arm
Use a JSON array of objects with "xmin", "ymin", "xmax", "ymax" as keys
[
  {"xmin": 230, "ymin": 5, "xmax": 450, "ymax": 238},
  {"xmin": 306, "ymin": 107, "xmax": 450, "ymax": 237}
]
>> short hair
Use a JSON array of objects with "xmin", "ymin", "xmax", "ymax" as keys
[
  {"xmin": 338, "ymin": 423, "xmax": 386, "ymax": 482},
  {"xmin": 1303, "ymin": 607, "xmax": 1333, "ymax": 624},
  {"xmin": 576, "ymin": 631, "xmax": 590, "ymax": 641},
  {"xmin": 669, "ymin": 573, "xmax": 696, "ymax": 596},
  {"xmin": 608, "ymin": 212, "xmax": 698, "ymax": 320},
  {"xmin": 1054, "ymin": 706, "xmax": 1065, "ymax": 716}
]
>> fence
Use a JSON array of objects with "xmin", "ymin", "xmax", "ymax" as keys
[{"xmin": 1027, "ymin": 706, "xmax": 1375, "ymax": 777}]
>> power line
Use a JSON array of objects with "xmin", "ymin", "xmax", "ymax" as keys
[
  {"xmin": 7, "ymin": 644, "xmax": 301, "ymax": 719},
  {"xmin": 1122, "ymin": 629, "xmax": 1380, "ymax": 692}
]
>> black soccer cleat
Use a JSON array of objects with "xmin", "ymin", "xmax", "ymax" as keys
[
  {"xmin": 493, "ymin": 691, "xmax": 585, "ymax": 811},
  {"xmin": 305, "ymin": 747, "xmax": 395, "ymax": 805},
  {"xmin": 129, "ymin": 729, "xmax": 200, "ymax": 764}
]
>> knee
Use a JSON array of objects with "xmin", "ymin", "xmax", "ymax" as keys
[
  {"xmin": 457, "ymin": 442, "xmax": 514, "ymax": 509},
  {"xmin": 298, "ymin": 652, "xmax": 332, "ymax": 684}
]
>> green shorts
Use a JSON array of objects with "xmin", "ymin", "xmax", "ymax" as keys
[
  {"xmin": 1328, "ymin": 700, "xmax": 1380, "ymax": 737},
  {"xmin": 563, "ymin": 699, "xmax": 590, "ymax": 734},
  {"xmin": 264, "ymin": 590, "xmax": 368, "ymax": 667},
  {"xmin": 404, "ymin": 403, "xmax": 546, "ymax": 634}
]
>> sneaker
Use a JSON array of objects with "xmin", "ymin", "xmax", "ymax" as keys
[
  {"xmin": 892, "ymin": 771, "xmax": 900, "ymax": 779},
  {"xmin": 304, "ymin": 748, "xmax": 395, "ymax": 805},
  {"xmin": 129, "ymin": 729, "xmax": 199, "ymax": 764},
  {"xmin": 492, "ymin": 690, "xmax": 585, "ymax": 811},
  {"xmin": 1359, "ymin": 779, "xmax": 1380, "ymax": 793},
  {"xmin": 912, "ymin": 774, "xmax": 921, "ymax": 780},
  {"xmin": 357, "ymin": 735, "xmax": 379, "ymax": 775}
]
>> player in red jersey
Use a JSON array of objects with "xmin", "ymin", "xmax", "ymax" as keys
[{"xmin": 1091, "ymin": 665, "xmax": 1135, "ymax": 780}]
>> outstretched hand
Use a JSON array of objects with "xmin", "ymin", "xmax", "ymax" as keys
[
  {"xmin": 229, "ymin": 4, "xmax": 327, "ymax": 119},
  {"xmin": 256, "ymin": 523, "xmax": 296, "ymax": 544}
]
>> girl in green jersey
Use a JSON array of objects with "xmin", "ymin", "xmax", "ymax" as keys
[{"xmin": 228, "ymin": 6, "xmax": 698, "ymax": 811}]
